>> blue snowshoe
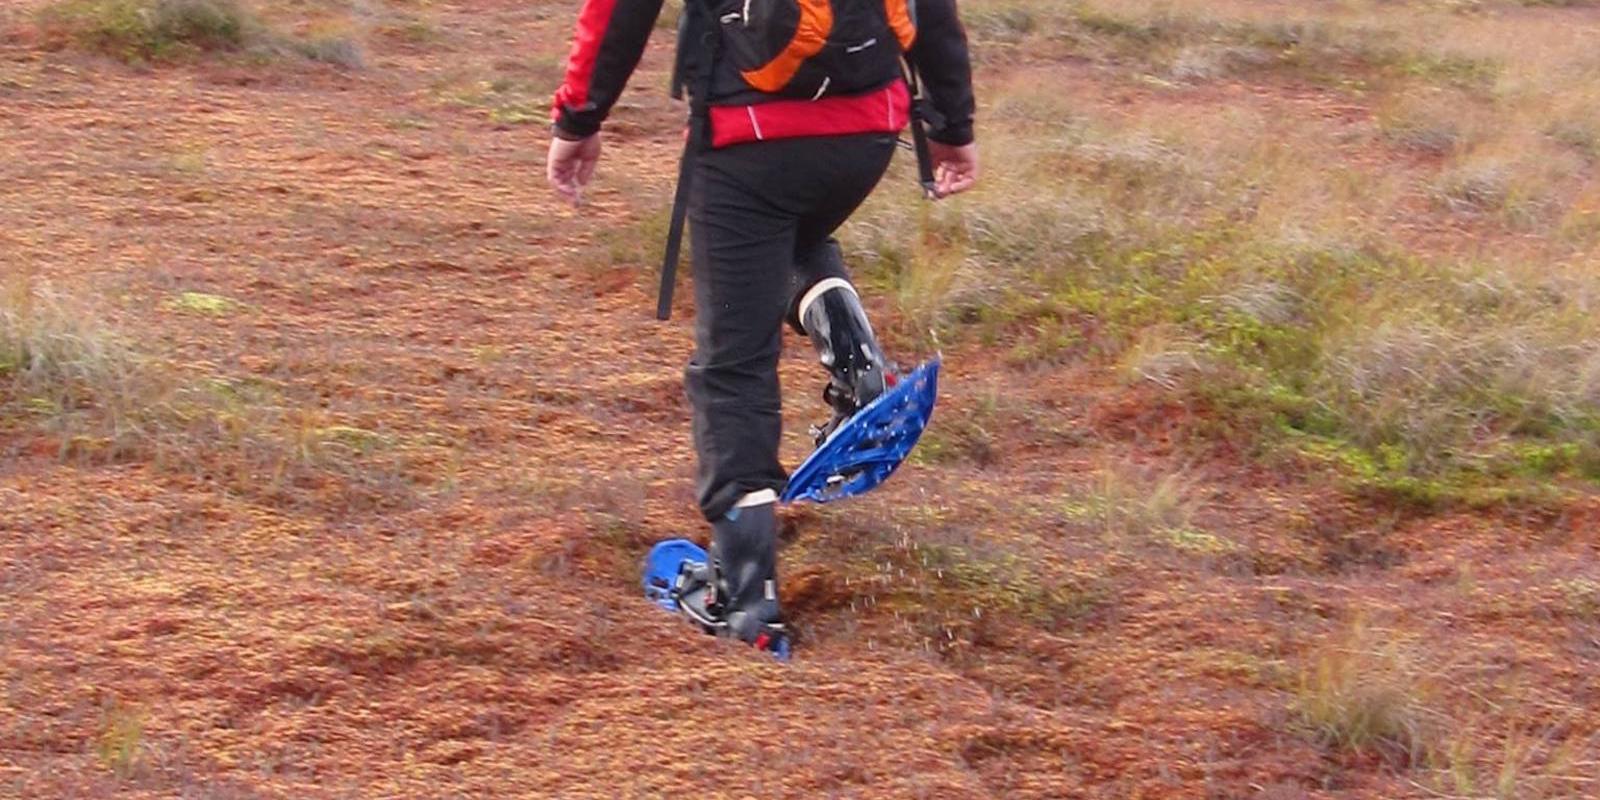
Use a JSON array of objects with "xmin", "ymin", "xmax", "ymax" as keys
[
  {"xmin": 782, "ymin": 279, "xmax": 938, "ymax": 504},
  {"xmin": 783, "ymin": 357, "xmax": 938, "ymax": 504},
  {"xmin": 642, "ymin": 502, "xmax": 791, "ymax": 659},
  {"xmin": 641, "ymin": 281, "xmax": 935, "ymax": 655}
]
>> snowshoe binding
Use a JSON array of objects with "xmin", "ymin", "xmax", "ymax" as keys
[{"xmin": 782, "ymin": 279, "xmax": 939, "ymax": 505}]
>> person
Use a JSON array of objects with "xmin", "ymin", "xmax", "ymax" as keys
[{"xmin": 547, "ymin": 0, "xmax": 978, "ymax": 653}]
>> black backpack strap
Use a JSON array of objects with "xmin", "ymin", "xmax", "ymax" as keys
[{"xmin": 657, "ymin": 2, "xmax": 719, "ymax": 321}]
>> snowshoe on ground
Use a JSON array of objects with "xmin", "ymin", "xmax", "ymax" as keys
[{"xmin": 641, "ymin": 500, "xmax": 790, "ymax": 659}]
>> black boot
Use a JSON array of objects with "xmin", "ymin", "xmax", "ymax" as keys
[
  {"xmin": 675, "ymin": 498, "xmax": 787, "ymax": 654},
  {"xmin": 798, "ymin": 280, "xmax": 897, "ymax": 444},
  {"xmin": 709, "ymin": 500, "xmax": 785, "ymax": 650}
]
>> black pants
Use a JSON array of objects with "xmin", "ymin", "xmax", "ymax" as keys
[{"xmin": 685, "ymin": 133, "xmax": 897, "ymax": 521}]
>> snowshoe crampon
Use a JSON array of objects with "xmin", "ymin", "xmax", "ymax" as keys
[
  {"xmin": 782, "ymin": 357, "xmax": 939, "ymax": 505},
  {"xmin": 642, "ymin": 538, "xmax": 791, "ymax": 660}
]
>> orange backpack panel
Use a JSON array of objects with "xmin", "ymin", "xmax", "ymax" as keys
[{"xmin": 717, "ymin": 0, "xmax": 918, "ymax": 99}]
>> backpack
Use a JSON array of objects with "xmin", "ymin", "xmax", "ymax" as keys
[
  {"xmin": 714, "ymin": 0, "xmax": 918, "ymax": 99},
  {"xmin": 657, "ymin": 0, "xmax": 935, "ymax": 321}
]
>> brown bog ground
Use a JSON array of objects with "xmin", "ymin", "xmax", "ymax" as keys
[{"xmin": 2, "ymin": 1, "xmax": 1597, "ymax": 798}]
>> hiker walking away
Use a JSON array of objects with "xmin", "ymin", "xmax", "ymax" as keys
[{"xmin": 547, "ymin": 0, "xmax": 978, "ymax": 653}]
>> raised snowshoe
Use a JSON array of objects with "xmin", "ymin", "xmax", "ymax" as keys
[{"xmin": 782, "ymin": 279, "xmax": 939, "ymax": 504}]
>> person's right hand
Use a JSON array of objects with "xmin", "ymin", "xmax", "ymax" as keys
[
  {"xmin": 928, "ymin": 141, "xmax": 978, "ymax": 199},
  {"xmin": 547, "ymin": 133, "xmax": 602, "ymax": 206}
]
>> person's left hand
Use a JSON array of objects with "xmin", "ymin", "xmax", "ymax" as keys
[
  {"xmin": 548, "ymin": 133, "xmax": 602, "ymax": 205},
  {"xmin": 927, "ymin": 140, "xmax": 979, "ymax": 199}
]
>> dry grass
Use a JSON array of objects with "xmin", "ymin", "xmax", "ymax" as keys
[
  {"xmin": 1, "ymin": 276, "xmax": 408, "ymax": 505},
  {"xmin": 1435, "ymin": 717, "xmax": 1600, "ymax": 800},
  {"xmin": 1072, "ymin": 463, "xmax": 1195, "ymax": 536},
  {"xmin": 2, "ymin": 274, "xmax": 168, "ymax": 453},
  {"xmin": 845, "ymin": 0, "xmax": 1600, "ymax": 503},
  {"xmin": 3, "ymin": 0, "xmax": 1596, "ymax": 795},
  {"xmin": 1294, "ymin": 623, "xmax": 1437, "ymax": 765},
  {"xmin": 793, "ymin": 500, "xmax": 1111, "ymax": 659},
  {"xmin": 38, "ymin": 0, "xmax": 252, "ymax": 59},
  {"xmin": 1295, "ymin": 621, "xmax": 1600, "ymax": 796},
  {"xmin": 1312, "ymin": 302, "xmax": 1600, "ymax": 467},
  {"xmin": 35, "ymin": 0, "xmax": 363, "ymax": 66}
]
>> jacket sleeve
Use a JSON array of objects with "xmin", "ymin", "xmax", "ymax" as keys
[
  {"xmin": 551, "ymin": 0, "xmax": 666, "ymax": 140},
  {"xmin": 908, "ymin": 0, "xmax": 976, "ymax": 146}
]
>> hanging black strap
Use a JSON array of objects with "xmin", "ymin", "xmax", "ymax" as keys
[
  {"xmin": 904, "ymin": 53, "xmax": 943, "ymax": 200},
  {"xmin": 657, "ymin": 4, "xmax": 717, "ymax": 321},
  {"xmin": 656, "ymin": 126, "xmax": 699, "ymax": 321}
]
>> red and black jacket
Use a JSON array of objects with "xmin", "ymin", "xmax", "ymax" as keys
[{"xmin": 551, "ymin": 0, "xmax": 976, "ymax": 148}]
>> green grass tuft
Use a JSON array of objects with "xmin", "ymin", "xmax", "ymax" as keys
[
  {"xmin": 38, "ymin": 0, "xmax": 253, "ymax": 61},
  {"xmin": 36, "ymin": 0, "xmax": 363, "ymax": 67},
  {"xmin": 95, "ymin": 703, "xmax": 145, "ymax": 776},
  {"xmin": 168, "ymin": 291, "xmax": 243, "ymax": 316}
]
